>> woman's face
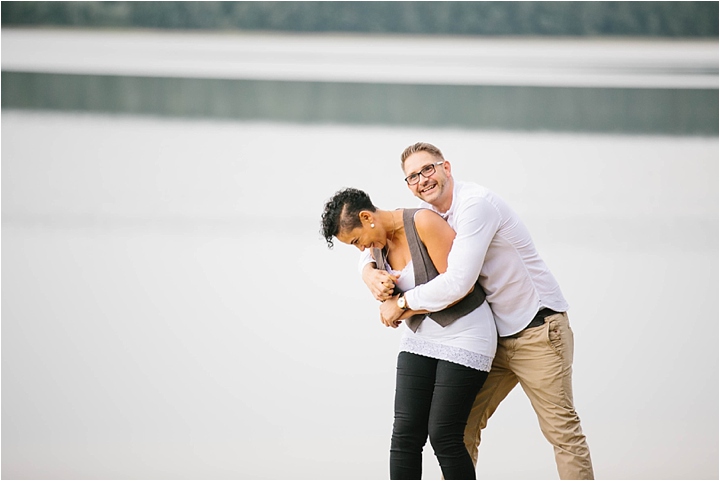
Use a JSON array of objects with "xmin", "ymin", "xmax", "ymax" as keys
[{"xmin": 336, "ymin": 217, "xmax": 386, "ymax": 252}]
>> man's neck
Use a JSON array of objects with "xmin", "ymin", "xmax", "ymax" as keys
[{"xmin": 432, "ymin": 179, "xmax": 455, "ymax": 215}]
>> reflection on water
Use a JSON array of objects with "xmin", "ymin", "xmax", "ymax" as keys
[
  {"xmin": 3, "ymin": 71, "xmax": 718, "ymax": 135},
  {"xmin": 1, "ymin": 29, "xmax": 718, "ymax": 135},
  {"xmin": 2, "ymin": 111, "xmax": 718, "ymax": 479}
]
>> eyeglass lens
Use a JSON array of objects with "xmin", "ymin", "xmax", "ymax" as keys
[{"xmin": 407, "ymin": 163, "xmax": 437, "ymax": 185}]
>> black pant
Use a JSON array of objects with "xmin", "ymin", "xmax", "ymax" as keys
[{"xmin": 390, "ymin": 352, "xmax": 489, "ymax": 480}]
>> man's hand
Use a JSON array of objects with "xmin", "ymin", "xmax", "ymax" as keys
[
  {"xmin": 362, "ymin": 263, "xmax": 398, "ymax": 301},
  {"xmin": 380, "ymin": 295, "xmax": 404, "ymax": 328}
]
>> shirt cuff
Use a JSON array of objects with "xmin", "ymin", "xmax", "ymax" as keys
[{"xmin": 404, "ymin": 288, "xmax": 417, "ymax": 311}]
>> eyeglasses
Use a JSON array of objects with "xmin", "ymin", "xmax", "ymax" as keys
[{"xmin": 404, "ymin": 161, "xmax": 445, "ymax": 185}]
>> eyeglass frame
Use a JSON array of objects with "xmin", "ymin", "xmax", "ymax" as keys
[{"xmin": 404, "ymin": 161, "xmax": 445, "ymax": 185}]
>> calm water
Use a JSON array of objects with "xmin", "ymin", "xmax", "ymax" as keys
[
  {"xmin": 2, "ymin": 28, "xmax": 718, "ymax": 135},
  {"xmin": 2, "ymin": 110, "xmax": 717, "ymax": 479}
]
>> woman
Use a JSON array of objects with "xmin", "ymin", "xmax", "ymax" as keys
[{"xmin": 320, "ymin": 187, "xmax": 497, "ymax": 480}]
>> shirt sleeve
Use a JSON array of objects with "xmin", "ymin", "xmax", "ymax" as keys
[
  {"xmin": 358, "ymin": 248, "xmax": 375, "ymax": 275},
  {"xmin": 404, "ymin": 196, "xmax": 500, "ymax": 312}
]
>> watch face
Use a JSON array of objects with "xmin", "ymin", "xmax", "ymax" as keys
[{"xmin": 398, "ymin": 296, "xmax": 406, "ymax": 309}]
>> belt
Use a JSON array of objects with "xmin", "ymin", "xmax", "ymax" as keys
[
  {"xmin": 524, "ymin": 308, "xmax": 560, "ymax": 330},
  {"xmin": 502, "ymin": 308, "xmax": 561, "ymax": 338}
]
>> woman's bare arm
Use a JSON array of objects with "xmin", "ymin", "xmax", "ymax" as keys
[
  {"xmin": 413, "ymin": 209, "xmax": 456, "ymax": 273},
  {"xmin": 378, "ymin": 209, "xmax": 462, "ymax": 328},
  {"xmin": 415, "ymin": 209, "xmax": 474, "ymax": 303}
]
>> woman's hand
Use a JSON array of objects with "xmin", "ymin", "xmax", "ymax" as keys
[
  {"xmin": 362, "ymin": 264, "xmax": 398, "ymax": 301},
  {"xmin": 380, "ymin": 295, "xmax": 404, "ymax": 328}
]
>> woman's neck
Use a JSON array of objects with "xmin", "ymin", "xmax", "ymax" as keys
[
  {"xmin": 382, "ymin": 209, "xmax": 410, "ymax": 270},
  {"xmin": 380, "ymin": 209, "xmax": 402, "ymax": 243}
]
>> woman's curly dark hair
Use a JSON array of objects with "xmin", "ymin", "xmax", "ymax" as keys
[{"xmin": 320, "ymin": 188, "xmax": 377, "ymax": 248}]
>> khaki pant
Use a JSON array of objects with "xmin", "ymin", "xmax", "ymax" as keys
[{"xmin": 464, "ymin": 312, "xmax": 594, "ymax": 479}]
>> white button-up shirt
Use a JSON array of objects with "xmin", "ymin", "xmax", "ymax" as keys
[{"xmin": 361, "ymin": 181, "xmax": 568, "ymax": 336}]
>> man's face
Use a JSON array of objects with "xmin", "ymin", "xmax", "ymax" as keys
[{"xmin": 402, "ymin": 151, "xmax": 452, "ymax": 207}]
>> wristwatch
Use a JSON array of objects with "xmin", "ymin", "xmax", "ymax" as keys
[{"xmin": 397, "ymin": 293, "xmax": 408, "ymax": 310}]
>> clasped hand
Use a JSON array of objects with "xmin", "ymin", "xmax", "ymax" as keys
[
  {"xmin": 363, "ymin": 266, "xmax": 398, "ymax": 302},
  {"xmin": 362, "ymin": 266, "xmax": 403, "ymax": 328},
  {"xmin": 379, "ymin": 296, "xmax": 404, "ymax": 328}
]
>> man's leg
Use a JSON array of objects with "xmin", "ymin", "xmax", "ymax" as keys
[
  {"xmin": 463, "ymin": 340, "xmax": 519, "ymax": 466},
  {"xmin": 511, "ymin": 312, "xmax": 594, "ymax": 479}
]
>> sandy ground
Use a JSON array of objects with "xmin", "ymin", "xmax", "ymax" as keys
[{"xmin": 2, "ymin": 110, "xmax": 717, "ymax": 479}]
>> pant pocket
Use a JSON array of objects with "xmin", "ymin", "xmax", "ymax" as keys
[
  {"xmin": 546, "ymin": 315, "xmax": 574, "ymax": 365},
  {"xmin": 547, "ymin": 319, "xmax": 560, "ymax": 350}
]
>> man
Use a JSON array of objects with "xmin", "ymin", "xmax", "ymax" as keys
[{"xmin": 362, "ymin": 142, "xmax": 594, "ymax": 479}]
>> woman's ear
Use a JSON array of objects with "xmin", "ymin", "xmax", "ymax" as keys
[{"xmin": 359, "ymin": 210, "xmax": 375, "ymax": 227}]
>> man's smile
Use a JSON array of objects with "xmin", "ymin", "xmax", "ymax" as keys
[{"xmin": 420, "ymin": 183, "xmax": 437, "ymax": 194}]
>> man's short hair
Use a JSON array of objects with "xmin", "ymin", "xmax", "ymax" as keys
[{"xmin": 400, "ymin": 142, "xmax": 445, "ymax": 168}]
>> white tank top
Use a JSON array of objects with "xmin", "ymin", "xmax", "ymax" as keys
[{"xmin": 389, "ymin": 261, "xmax": 497, "ymax": 371}]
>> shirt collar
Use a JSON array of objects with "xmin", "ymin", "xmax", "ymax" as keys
[{"xmin": 427, "ymin": 180, "xmax": 459, "ymax": 220}]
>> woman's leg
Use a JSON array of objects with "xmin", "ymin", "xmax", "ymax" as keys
[
  {"xmin": 428, "ymin": 361, "xmax": 488, "ymax": 480},
  {"xmin": 390, "ymin": 352, "xmax": 438, "ymax": 480}
]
